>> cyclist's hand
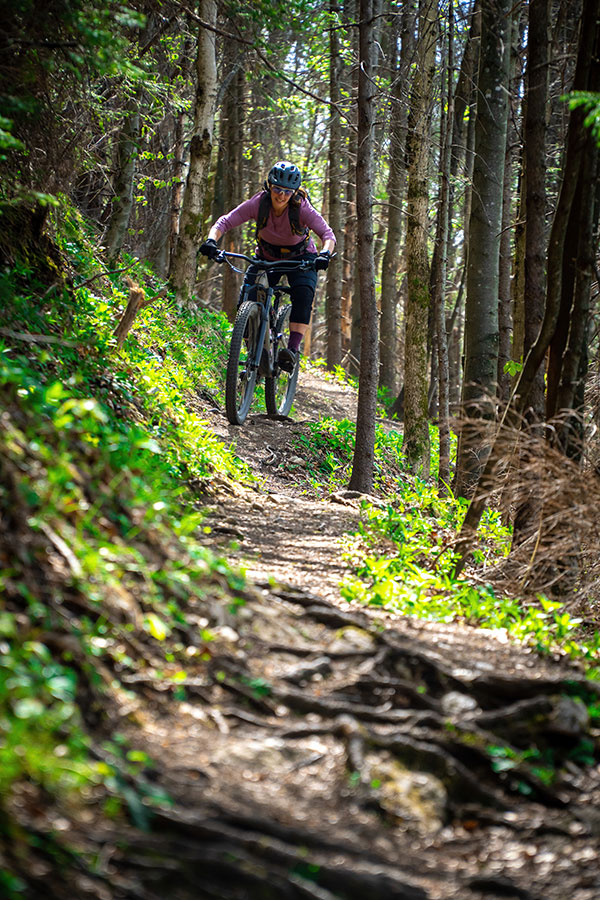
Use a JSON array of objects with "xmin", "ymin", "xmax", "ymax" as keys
[
  {"xmin": 200, "ymin": 238, "xmax": 219, "ymax": 260},
  {"xmin": 315, "ymin": 250, "xmax": 331, "ymax": 271}
]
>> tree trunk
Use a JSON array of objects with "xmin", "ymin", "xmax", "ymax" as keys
[
  {"xmin": 379, "ymin": 2, "xmax": 416, "ymax": 396},
  {"xmin": 497, "ymin": 21, "xmax": 519, "ymax": 403},
  {"xmin": 453, "ymin": 0, "xmax": 600, "ymax": 573},
  {"xmin": 222, "ymin": 67, "xmax": 243, "ymax": 321},
  {"xmin": 403, "ymin": 0, "xmax": 437, "ymax": 477},
  {"xmin": 170, "ymin": 0, "xmax": 218, "ymax": 307},
  {"xmin": 453, "ymin": 0, "xmax": 511, "ymax": 498},
  {"xmin": 523, "ymin": 0, "xmax": 550, "ymax": 422},
  {"xmin": 348, "ymin": 0, "xmax": 378, "ymax": 495},
  {"xmin": 554, "ymin": 147, "xmax": 599, "ymax": 455},
  {"xmin": 326, "ymin": 0, "xmax": 344, "ymax": 369},
  {"xmin": 168, "ymin": 107, "xmax": 188, "ymax": 275},
  {"xmin": 344, "ymin": 0, "xmax": 360, "ymax": 368},
  {"xmin": 432, "ymin": 2, "xmax": 454, "ymax": 489},
  {"xmin": 104, "ymin": 98, "xmax": 141, "ymax": 265},
  {"xmin": 510, "ymin": 1, "xmax": 549, "ymax": 549}
]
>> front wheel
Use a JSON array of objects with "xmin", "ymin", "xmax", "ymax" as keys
[
  {"xmin": 226, "ymin": 301, "xmax": 261, "ymax": 425},
  {"xmin": 265, "ymin": 304, "xmax": 299, "ymax": 417}
]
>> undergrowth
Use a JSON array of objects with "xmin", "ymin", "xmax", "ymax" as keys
[
  {"xmin": 342, "ymin": 489, "xmax": 600, "ymax": 680},
  {"xmin": 292, "ymin": 414, "xmax": 600, "ymax": 680},
  {"xmin": 0, "ymin": 200, "xmax": 253, "ymax": 855},
  {"xmin": 293, "ymin": 416, "xmax": 404, "ymax": 493}
]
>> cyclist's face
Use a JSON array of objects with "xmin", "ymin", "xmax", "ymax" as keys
[{"xmin": 270, "ymin": 183, "xmax": 294, "ymax": 212}]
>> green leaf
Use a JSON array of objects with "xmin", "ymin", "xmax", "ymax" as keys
[
  {"xmin": 143, "ymin": 614, "xmax": 170, "ymax": 641},
  {"xmin": 13, "ymin": 698, "xmax": 45, "ymax": 719}
]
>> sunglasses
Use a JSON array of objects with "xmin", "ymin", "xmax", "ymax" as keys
[{"xmin": 270, "ymin": 184, "xmax": 294, "ymax": 196}]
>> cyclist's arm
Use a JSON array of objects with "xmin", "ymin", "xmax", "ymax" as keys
[
  {"xmin": 299, "ymin": 198, "xmax": 336, "ymax": 252},
  {"xmin": 208, "ymin": 194, "xmax": 262, "ymax": 243}
]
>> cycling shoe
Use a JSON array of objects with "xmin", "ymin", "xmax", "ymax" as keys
[{"xmin": 277, "ymin": 347, "xmax": 299, "ymax": 373}]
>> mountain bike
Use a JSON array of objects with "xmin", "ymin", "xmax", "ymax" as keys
[{"xmin": 215, "ymin": 251, "xmax": 316, "ymax": 426}]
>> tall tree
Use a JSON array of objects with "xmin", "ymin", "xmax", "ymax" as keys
[
  {"xmin": 104, "ymin": 96, "xmax": 141, "ymax": 265},
  {"xmin": 221, "ymin": 65, "xmax": 244, "ymax": 321},
  {"xmin": 402, "ymin": 0, "xmax": 437, "ymax": 475},
  {"xmin": 327, "ymin": 0, "xmax": 343, "ymax": 369},
  {"xmin": 170, "ymin": 0, "xmax": 218, "ymax": 306},
  {"xmin": 523, "ymin": 0, "xmax": 550, "ymax": 421},
  {"xmin": 454, "ymin": 0, "xmax": 511, "ymax": 498},
  {"xmin": 379, "ymin": 2, "xmax": 416, "ymax": 395},
  {"xmin": 326, "ymin": 0, "xmax": 344, "ymax": 368},
  {"xmin": 431, "ymin": 1, "xmax": 455, "ymax": 489},
  {"xmin": 348, "ymin": 0, "xmax": 378, "ymax": 494},
  {"xmin": 454, "ymin": 0, "xmax": 600, "ymax": 571}
]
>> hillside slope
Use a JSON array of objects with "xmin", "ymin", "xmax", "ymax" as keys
[{"xmin": 1, "ymin": 225, "xmax": 599, "ymax": 900}]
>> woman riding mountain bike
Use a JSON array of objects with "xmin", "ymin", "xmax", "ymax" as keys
[{"xmin": 200, "ymin": 160, "xmax": 336, "ymax": 373}]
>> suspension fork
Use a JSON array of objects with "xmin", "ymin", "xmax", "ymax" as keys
[{"xmin": 250, "ymin": 287, "xmax": 273, "ymax": 368}]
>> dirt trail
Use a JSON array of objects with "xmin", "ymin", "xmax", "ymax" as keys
[
  {"xmin": 125, "ymin": 367, "xmax": 600, "ymax": 900},
  {"xmin": 202, "ymin": 367, "xmax": 361, "ymax": 599}
]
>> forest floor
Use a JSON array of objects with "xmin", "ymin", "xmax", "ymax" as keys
[{"xmin": 95, "ymin": 367, "xmax": 600, "ymax": 900}]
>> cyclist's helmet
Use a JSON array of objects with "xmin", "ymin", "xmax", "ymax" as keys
[{"xmin": 268, "ymin": 161, "xmax": 301, "ymax": 191}]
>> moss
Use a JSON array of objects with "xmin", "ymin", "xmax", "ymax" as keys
[{"xmin": 0, "ymin": 202, "xmax": 64, "ymax": 287}]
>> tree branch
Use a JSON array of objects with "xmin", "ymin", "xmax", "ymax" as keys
[{"xmin": 178, "ymin": 3, "xmax": 356, "ymax": 127}]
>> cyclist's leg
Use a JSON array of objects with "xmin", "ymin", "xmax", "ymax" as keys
[{"xmin": 285, "ymin": 258, "xmax": 317, "ymax": 352}]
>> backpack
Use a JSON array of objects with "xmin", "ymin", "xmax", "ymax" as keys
[{"xmin": 254, "ymin": 188, "xmax": 310, "ymax": 241}]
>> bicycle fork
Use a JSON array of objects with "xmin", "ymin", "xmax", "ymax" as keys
[{"xmin": 249, "ymin": 291, "xmax": 272, "ymax": 377}]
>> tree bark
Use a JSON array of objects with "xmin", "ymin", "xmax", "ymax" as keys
[
  {"xmin": 348, "ymin": 0, "xmax": 378, "ymax": 494},
  {"xmin": 403, "ymin": 0, "xmax": 437, "ymax": 477},
  {"xmin": 326, "ymin": 0, "xmax": 344, "ymax": 369},
  {"xmin": 104, "ymin": 97, "xmax": 141, "ymax": 265},
  {"xmin": 222, "ymin": 66, "xmax": 243, "ymax": 321},
  {"xmin": 453, "ymin": 0, "xmax": 600, "ymax": 573},
  {"xmin": 554, "ymin": 146, "xmax": 599, "ymax": 455},
  {"xmin": 170, "ymin": 0, "xmax": 218, "ymax": 307},
  {"xmin": 344, "ymin": 0, "xmax": 360, "ymax": 369},
  {"xmin": 523, "ymin": 0, "xmax": 550, "ymax": 422},
  {"xmin": 453, "ymin": 0, "xmax": 511, "ymax": 498},
  {"xmin": 432, "ymin": 2, "xmax": 454, "ymax": 489},
  {"xmin": 497, "ymin": 22, "xmax": 519, "ymax": 403},
  {"xmin": 379, "ymin": 2, "xmax": 416, "ymax": 396}
]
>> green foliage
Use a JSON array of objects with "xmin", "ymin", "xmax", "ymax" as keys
[
  {"xmin": 292, "ymin": 416, "xmax": 404, "ymax": 493},
  {"xmin": 566, "ymin": 91, "xmax": 600, "ymax": 146},
  {"xmin": 0, "ymin": 203, "xmax": 254, "ymax": 820},
  {"xmin": 0, "ymin": 117, "xmax": 25, "ymax": 159},
  {"xmin": 341, "ymin": 484, "xmax": 599, "ymax": 676},
  {"xmin": 308, "ymin": 357, "xmax": 358, "ymax": 391},
  {"xmin": 503, "ymin": 359, "xmax": 523, "ymax": 377},
  {"xmin": 0, "ymin": 632, "xmax": 93, "ymax": 796}
]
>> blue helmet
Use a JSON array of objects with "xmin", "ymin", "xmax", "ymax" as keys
[{"xmin": 268, "ymin": 160, "xmax": 301, "ymax": 191}]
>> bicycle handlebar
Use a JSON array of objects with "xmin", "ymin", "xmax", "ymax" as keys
[
  {"xmin": 214, "ymin": 250, "xmax": 318, "ymax": 271},
  {"xmin": 214, "ymin": 249, "xmax": 337, "ymax": 273}
]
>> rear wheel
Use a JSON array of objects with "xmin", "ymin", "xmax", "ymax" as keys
[
  {"xmin": 265, "ymin": 304, "xmax": 299, "ymax": 417},
  {"xmin": 225, "ymin": 301, "xmax": 261, "ymax": 425}
]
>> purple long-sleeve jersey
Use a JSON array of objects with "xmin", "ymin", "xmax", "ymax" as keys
[{"xmin": 214, "ymin": 192, "xmax": 336, "ymax": 260}]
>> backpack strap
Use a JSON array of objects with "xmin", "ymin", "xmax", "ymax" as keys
[
  {"xmin": 255, "ymin": 189, "xmax": 309, "ymax": 240},
  {"xmin": 255, "ymin": 189, "xmax": 272, "ymax": 238},
  {"xmin": 288, "ymin": 200, "xmax": 309, "ymax": 237}
]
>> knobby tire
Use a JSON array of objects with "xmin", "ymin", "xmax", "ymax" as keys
[
  {"xmin": 265, "ymin": 304, "xmax": 299, "ymax": 417},
  {"xmin": 226, "ymin": 301, "xmax": 261, "ymax": 425}
]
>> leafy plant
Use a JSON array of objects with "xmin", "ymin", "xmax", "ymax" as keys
[{"xmin": 342, "ymin": 484, "xmax": 599, "ymax": 676}]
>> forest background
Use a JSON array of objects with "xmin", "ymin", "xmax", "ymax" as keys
[{"xmin": 1, "ymin": 0, "xmax": 600, "ymax": 897}]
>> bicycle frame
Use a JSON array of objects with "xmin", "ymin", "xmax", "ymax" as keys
[
  {"xmin": 218, "ymin": 250, "xmax": 318, "ymax": 424},
  {"xmin": 220, "ymin": 252, "xmax": 315, "ymax": 379}
]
